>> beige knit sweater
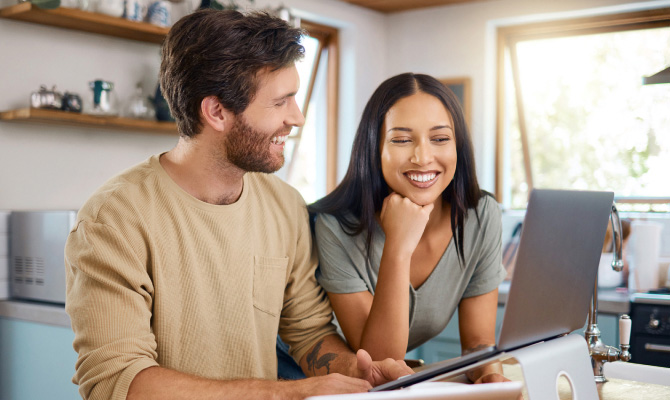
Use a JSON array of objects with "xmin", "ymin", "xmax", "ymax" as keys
[{"xmin": 65, "ymin": 155, "xmax": 336, "ymax": 400}]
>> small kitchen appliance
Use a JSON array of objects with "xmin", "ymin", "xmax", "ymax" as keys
[{"xmin": 9, "ymin": 211, "xmax": 76, "ymax": 304}]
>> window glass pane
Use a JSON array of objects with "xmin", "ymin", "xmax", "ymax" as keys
[
  {"xmin": 292, "ymin": 35, "xmax": 320, "ymax": 136},
  {"xmin": 503, "ymin": 49, "xmax": 529, "ymax": 209},
  {"xmin": 275, "ymin": 34, "xmax": 327, "ymax": 203},
  {"xmin": 507, "ymin": 27, "xmax": 670, "ymax": 207}
]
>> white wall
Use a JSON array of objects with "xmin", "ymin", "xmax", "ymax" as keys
[
  {"xmin": 3, "ymin": 0, "xmax": 668, "ymax": 211},
  {"xmin": 0, "ymin": 0, "xmax": 174, "ymax": 210},
  {"xmin": 0, "ymin": 0, "xmax": 386, "ymax": 210},
  {"xmin": 384, "ymin": 0, "xmax": 668, "ymax": 193}
]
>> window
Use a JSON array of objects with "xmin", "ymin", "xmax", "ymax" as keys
[
  {"xmin": 275, "ymin": 21, "xmax": 338, "ymax": 204},
  {"xmin": 496, "ymin": 8, "xmax": 670, "ymax": 212}
]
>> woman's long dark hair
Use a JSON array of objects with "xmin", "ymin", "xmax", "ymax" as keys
[{"xmin": 308, "ymin": 73, "xmax": 484, "ymax": 264}]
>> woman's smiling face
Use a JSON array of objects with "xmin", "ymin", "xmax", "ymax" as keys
[{"xmin": 380, "ymin": 91, "xmax": 457, "ymax": 206}]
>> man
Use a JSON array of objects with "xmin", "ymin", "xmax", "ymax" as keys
[{"xmin": 65, "ymin": 9, "xmax": 412, "ymax": 400}]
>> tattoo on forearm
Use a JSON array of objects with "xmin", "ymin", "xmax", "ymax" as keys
[
  {"xmin": 462, "ymin": 344, "xmax": 491, "ymax": 356},
  {"xmin": 305, "ymin": 339, "xmax": 338, "ymax": 374}
]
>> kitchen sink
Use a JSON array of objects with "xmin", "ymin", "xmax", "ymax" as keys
[{"xmin": 603, "ymin": 361, "xmax": 670, "ymax": 386}]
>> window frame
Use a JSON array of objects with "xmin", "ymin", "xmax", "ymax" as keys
[
  {"xmin": 495, "ymin": 7, "xmax": 670, "ymax": 206},
  {"xmin": 289, "ymin": 20, "xmax": 339, "ymax": 193}
]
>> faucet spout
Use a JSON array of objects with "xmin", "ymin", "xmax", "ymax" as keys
[
  {"xmin": 586, "ymin": 201, "xmax": 631, "ymax": 382},
  {"xmin": 610, "ymin": 203, "xmax": 624, "ymax": 271}
]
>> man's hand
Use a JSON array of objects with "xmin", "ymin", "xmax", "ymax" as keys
[
  {"xmin": 298, "ymin": 336, "xmax": 413, "ymax": 390},
  {"xmin": 129, "ymin": 366, "xmax": 373, "ymax": 400},
  {"xmin": 286, "ymin": 373, "xmax": 372, "ymax": 399},
  {"xmin": 354, "ymin": 349, "xmax": 414, "ymax": 386}
]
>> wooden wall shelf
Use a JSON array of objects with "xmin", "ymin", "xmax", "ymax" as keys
[
  {"xmin": 0, "ymin": 3, "xmax": 169, "ymax": 43},
  {"xmin": 0, "ymin": 108, "xmax": 177, "ymax": 135}
]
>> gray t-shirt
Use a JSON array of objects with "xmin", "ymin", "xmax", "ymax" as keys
[{"xmin": 314, "ymin": 195, "xmax": 506, "ymax": 351}]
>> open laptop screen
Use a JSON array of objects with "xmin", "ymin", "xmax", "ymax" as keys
[
  {"xmin": 371, "ymin": 189, "xmax": 614, "ymax": 391},
  {"xmin": 497, "ymin": 189, "xmax": 613, "ymax": 350}
]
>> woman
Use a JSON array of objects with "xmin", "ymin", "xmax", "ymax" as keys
[{"xmin": 309, "ymin": 73, "xmax": 507, "ymax": 384}]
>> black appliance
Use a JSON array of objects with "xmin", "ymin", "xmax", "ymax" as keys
[{"xmin": 629, "ymin": 292, "xmax": 670, "ymax": 367}]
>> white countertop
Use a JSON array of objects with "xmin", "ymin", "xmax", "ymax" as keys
[
  {"xmin": 1, "ymin": 282, "xmax": 638, "ymax": 329},
  {"xmin": 497, "ymin": 280, "xmax": 631, "ymax": 314},
  {"xmin": 0, "ymin": 299, "xmax": 70, "ymax": 328}
]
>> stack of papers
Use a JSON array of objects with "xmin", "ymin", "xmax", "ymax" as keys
[{"xmin": 306, "ymin": 381, "xmax": 524, "ymax": 400}]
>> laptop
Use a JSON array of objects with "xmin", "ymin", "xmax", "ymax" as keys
[{"xmin": 371, "ymin": 189, "xmax": 614, "ymax": 391}]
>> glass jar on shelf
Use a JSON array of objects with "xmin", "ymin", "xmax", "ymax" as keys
[{"xmin": 124, "ymin": 83, "xmax": 156, "ymax": 120}]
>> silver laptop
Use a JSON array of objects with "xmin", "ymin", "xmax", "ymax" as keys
[{"xmin": 371, "ymin": 189, "xmax": 614, "ymax": 391}]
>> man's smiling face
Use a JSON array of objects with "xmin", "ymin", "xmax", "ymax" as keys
[{"xmin": 225, "ymin": 64, "xmax": 305, "ymax": 173}]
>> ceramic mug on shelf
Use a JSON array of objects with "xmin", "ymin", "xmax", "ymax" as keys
[
  {"xmin": 146, "ymin": 0, "xmax": 170, "ymax": 27},
  {"xmin": 62, "ymin": 92, "xmax": 83, "ymax": 113},
  {"xmin": 124, "ymin": 0, "xmax": 147, "ymax": 22},
  {"xmin": 96, "ymin": 0, "xmax": 124, "ymax": 17}
]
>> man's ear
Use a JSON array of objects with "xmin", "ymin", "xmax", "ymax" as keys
[{"xmin": 200, "ymin": 96, "xmax": 233, "ymax": 132}]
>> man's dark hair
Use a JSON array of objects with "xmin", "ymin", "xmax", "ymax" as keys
[
  {"xmin": 160, "ymin": 9, "xmax": 305, "ymax": 137},
  {"xmin": 309, "ymin": 73, "xmax": 487, "ymax": 265}
]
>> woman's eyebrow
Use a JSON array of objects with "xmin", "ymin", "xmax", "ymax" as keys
[
  {"xmin": 386, "ymin": 124, "xmax": 453, "ymax": 133},
  {"xmin": 386, "ymin": 127, "xmax": 412, "ymax": 133}
]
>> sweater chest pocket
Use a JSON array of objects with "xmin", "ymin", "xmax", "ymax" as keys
[{"xmin": 253, "ymin": 255, "xmax": 289, "ymax": 316}]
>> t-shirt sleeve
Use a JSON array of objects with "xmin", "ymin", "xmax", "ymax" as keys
[
  {"xmin": 278, "ymin": 202, "xmax": 338, "ymax": 364},
  {"xmin": 463, "ymin": 196, "xmax": 507, "ymax": 298},
  {"xmin": 314, "ymin": 213, "xmax": 370, "ymax": 294},
  {"xmin": 65, "ymin": 220, "xmax": 159, "ymax": 400}
]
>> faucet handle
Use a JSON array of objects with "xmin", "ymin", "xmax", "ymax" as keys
[
  {"xmin": 619, "ymin": 315, "xmax": 631, "ymax": 346},
  {"xmin": 619, "ymin": 314, "xmax": 632, "ymax": 362}
]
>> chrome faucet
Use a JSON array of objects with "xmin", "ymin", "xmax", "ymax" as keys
[{"xmin": 585, "ymin": 203, "xmax": 632, "ymax": 382}]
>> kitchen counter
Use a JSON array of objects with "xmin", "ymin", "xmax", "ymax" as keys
[
  {"xmin": 426, "ymin": 357, "xmax": 670, "ymax": 399},
  {"xmin": 497, "ymin": 281, "xmax": 631, "ymax": 314},
  {"xmin": 0, "ymin": 282, "xmax": 638, "ymax": 329},
  {"xmin": 0, "ymin": 299, "xmax": 70, "ymax": 328},
  {"xmin": 501, "ymin": 359, "xmax": 670, "ymax": 400}
]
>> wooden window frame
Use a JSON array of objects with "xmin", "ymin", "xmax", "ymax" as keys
[
  {"xmin": 296, "ymin": 20, "xmax": 339, "ymax": 193},
  {"xmin": 495, "ymin": 7, "xmax": 670, "ymax": 204}
]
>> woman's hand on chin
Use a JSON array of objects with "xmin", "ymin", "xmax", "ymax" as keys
[{"xmin": 380, "ymin": 192, "xmax": 433, "ymax": 257}]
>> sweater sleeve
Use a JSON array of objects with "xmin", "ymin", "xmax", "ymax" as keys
[
  {"xmin": 278, "ymin": 202, "xmax": 338, "ymax": 364},
  {"xmin": 65, "ymin": 220, "xmax": 159, "ymax": 400}
]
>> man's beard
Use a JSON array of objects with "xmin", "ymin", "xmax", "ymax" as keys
[{"xmin": 225, "ymin": 115, "xmax": 288, "ymax": 173}]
